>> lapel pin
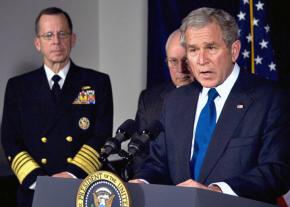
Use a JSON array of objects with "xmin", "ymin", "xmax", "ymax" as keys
[{"xmin": 236, "ymin": 104, "xmax": 244, "ymax": 109}]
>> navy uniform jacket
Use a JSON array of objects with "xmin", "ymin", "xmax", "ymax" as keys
[
  {"xmin": 1, "ymin": 62, "xmax": 113, "ymax": 189},
  {"xmin": 135, "ymin": 70, "xmax": 290, "ymax": 204}
]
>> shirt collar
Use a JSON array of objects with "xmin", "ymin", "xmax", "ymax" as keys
[
  {"xmin": 44, "ymin": 61, "xmax": 70, "ymax": 82},
  {"xmin": 201, "ymin": 63, "xmax": 240, "ymax": 98}
]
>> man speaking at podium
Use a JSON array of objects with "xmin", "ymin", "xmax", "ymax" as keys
[
  {"xmin": 131, "ymin": 7, "xmax": 290, "ymax": 204},
  {"xmin": 1, "ymin": 7, "xmax": 113, "ymax": 207}
]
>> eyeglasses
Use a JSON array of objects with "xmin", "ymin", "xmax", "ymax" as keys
[
  {"xmin": 37, "ymin": 31, "xmax": 71, "ymax": 40},
  {"xmin": 165, "ymin": 58, "xmax": 188, "ymax": 68}
]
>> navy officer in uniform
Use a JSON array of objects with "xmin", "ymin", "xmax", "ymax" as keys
[{"xmin": 1, "ymin": 7, "xmax": 113, "ymax": 207}]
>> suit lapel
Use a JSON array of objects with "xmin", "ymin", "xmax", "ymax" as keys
[
  {"xmin": 172, "ymin": 83, "xmax": 201, "ymax": 181},
  {"xmin": 57, "ymin": 63, "xmax": 81, "ymax": 113},
  {"xmin": 199, "ymin": 72, "xmax": 253, "ymax": 183},
  {"xmin": 37, "ymin": 68, "xmax": 58, "ymax": 135}
]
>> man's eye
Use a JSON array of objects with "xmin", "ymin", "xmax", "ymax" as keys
[
  {"xmin": 45, "ymin": 33, "xmax": 53, "ymax": 38},
  {"xmin": 207, "ymin": 45, "xmax": 216, "ymax": 50},
  {"xmin": 59, "ymin": 32, "xmax": 68, "ymax": 38},
  {"xmin": 171, "ymin": 59, "xmax": 178, "ymax": 64},
  {"xmin": 188, "ymin": 49, "xmax": 197, "ymax": 58}
]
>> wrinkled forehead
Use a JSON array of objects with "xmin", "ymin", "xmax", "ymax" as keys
[
  {"xmin": 184, "ymin": 23, "xmax": 225, "ymax": 45},
  {"xmin": 38, "ymin": 14, "xmax": 70, "ymax": 32}
]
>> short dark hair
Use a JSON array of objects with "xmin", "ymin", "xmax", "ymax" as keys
[{"xmin": 35, "ymin": 7, "xmax": 73, "ymax": 35}]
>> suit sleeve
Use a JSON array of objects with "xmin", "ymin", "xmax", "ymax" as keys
[
  {"xmin": 224, "ymin": 88, "xmax": 290, "ymax": 203},
  {"xmin": 1, "ymin": 78, "xmax": 46, "ymax": 188},
  {"xmin": 67, "ymin": 74, "xmax": 113, "ymax": 177},
  {"xmin": 133, "ymin": 104, "xmax": 172, "ymax": 184},
  {"xmin": 135, "ymin": 90, "xmax": 149, "ymax": 131}
]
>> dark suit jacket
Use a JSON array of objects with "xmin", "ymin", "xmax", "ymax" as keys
[
  {"xmin": 135, "ymin": 82, "xmax": 175, "ymax": 130},
  {"xmin": 1, "ymin": 62, "xmax": 113, "ymax": 206},
  {"xmin": 130, "ymin": 82, "xmax": 175, "ymax": 175},
  {"xmin": 135, "ymin": 70, "xmax": 290, "ymax": 204}
]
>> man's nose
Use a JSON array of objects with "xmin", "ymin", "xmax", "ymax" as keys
[
  {"xmin": 197, "ymin": 50, "xmax": 208, "ymax": 65},
  {"xmin": 51, "ymin": 33, "xmax": 61, "ymax": 43}
]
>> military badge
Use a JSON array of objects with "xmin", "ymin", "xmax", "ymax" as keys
[
  {"xmin": 79, "ymin": 117, "xmax": 90, "ymax": 130},
  {"xmin": 82, "ymin": 86, "xmax": 91, "ymax": 90},
  {"xmin": 76, "ymin": 171, "xmax": 131, "ymax": 207},
  {"xmin": 73, "ymin": 86, "xmax": 95, "ymax": 104}
]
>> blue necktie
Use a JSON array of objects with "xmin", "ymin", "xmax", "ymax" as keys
[
  {"xmin": 191, "ymin": 88, "xmax": 219, "ymax": 180},
  {"xmin": 51, "ymin": 75, "xmax": 61, "ymax": 103}
]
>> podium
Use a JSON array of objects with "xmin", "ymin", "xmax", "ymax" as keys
[{"xmin": 32, "ymin": 176, "xmax": 277, "ymax": 207}]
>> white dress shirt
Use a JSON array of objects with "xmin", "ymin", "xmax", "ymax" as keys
[{"xmin": 44, "ymin": 61, "xmax": 70, "ymax": 89}]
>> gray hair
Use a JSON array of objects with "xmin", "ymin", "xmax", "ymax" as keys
[{"xmin": 180, "ymin": 7, "xmax": 239, "ymax": 47}]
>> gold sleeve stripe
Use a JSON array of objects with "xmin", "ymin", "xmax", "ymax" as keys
[
  {"xmin": 70, "ymin": 157, "xmax": 94, "ymax": 175},
  {"xmin": 11, "ymin": 151, "xmax": 40, "ymax": 184},
  {"xmin": 17, "ymin": 162, "xmax": 39, "ymax": 184},
  {"xmin": 70, "ymin": 145, "xmax": 102, "ymax": 175},
  {"xmin": 81, "ymin": 145, "xmax": 102, "ymax": 168},
  {"xmin": 11, "ymin": 151, "xmax": 27, "ymax": 170},
  {"xmin": 80, "ymin": 147, "xmax": 102, "ymax": 167},
  {"xmin": 12, "ymin": 151, "xmax": 32, "ymax": 173},
  {"xmin": 83, "ymin": 144, "xmax": 100, "ymax": 158},
  {"xmin": 78, "ymin": 151, "xmax": 100, "ymax": 171},
  {"xmin": 78, "ymin": 154, "xmax": 98, "ymax": 173},
  {"xmin": 14, "ymin": 156, "xmax": 30, "ymax": 174},
  {"xmin": 82, "ymin": 145, "xmax": 102, "ymax": 168}
]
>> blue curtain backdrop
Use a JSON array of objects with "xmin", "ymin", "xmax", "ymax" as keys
[{"xmin": 147, "ymin": 0, "xmax": 290, "ymax": 88}]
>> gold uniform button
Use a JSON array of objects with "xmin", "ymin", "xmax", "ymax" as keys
[
  {"xmin": 41, "ymin": 137, "xmax": 47, "ymax": 143},
  {"xmin": 67, "ymin": 157, "xmax": 73, "ymax": 163},
  {"xmin": 66, "ymin": 136, "xmax": 73, "ymax": 142},
  {"xmin": 8, "ymin": 156, "xmax": 12, "ymax": 161},
  {"xmin": 41, "ymin": 158, "xmax": 47, "ymax": 164}
]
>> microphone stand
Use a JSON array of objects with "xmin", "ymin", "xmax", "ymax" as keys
[
  {"xmin": 99, "ymin": 155, "xmax": 118, "ymax": 175},
  {"xmin": 118, "ymin": 150, "xmax": 134, "ymax": 181}
]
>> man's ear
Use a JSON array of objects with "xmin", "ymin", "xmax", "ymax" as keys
[
  {"xmin": 231, "ymin": 40, "xmax": 241, "ymax": 63},
  {"xmin": 71, "ymin": 33, "xmax": 76, "ymax": 48},
  {"xmin": 34, "ymin": 37, "xmax": 41, "ymax": 51}
]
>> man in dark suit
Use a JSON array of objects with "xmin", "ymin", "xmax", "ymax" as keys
[
  {"xmin": 1, "ymin": 7, "xmax": 113, "ymax": 207},
  {"xmin": 131, "ymin": 30, "xmax": 194, "ymax": 176},
  {"xmin": 131, "ymin": 7, "xmax": 290, "ymax": 204},
  {"xmin": 135, "ymin": 30, "xmax": 194, "ymax": 130}
]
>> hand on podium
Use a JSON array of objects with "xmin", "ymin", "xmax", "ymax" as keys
[
  {"xmin": 52, "ymin": 171, "xmax": 75, "ymax": 179},
  {"xmin": 128, "ymin": 179, "xmax": 147, "ymax": 184},
  {"xmin": 177, "ymin": 179, "xmax": 222, "ymax": 193}
]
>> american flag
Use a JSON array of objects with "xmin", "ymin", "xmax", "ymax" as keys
[
  {"xmin": 237, "ymin": 0, "xmax": 278, "ymax": 80},
  {"xmin": 237, "ymin": 1, "xmax": 290, "ymax": 206}
]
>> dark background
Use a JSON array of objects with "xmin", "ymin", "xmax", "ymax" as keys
[{"xmin": 147, "ymin": 0, "xmax": 290, "ymax": 89}]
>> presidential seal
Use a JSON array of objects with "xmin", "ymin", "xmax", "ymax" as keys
[
  {"xmin": 79, "ymin": 117, "xmax": 90, "ymax": 130},
  {"xmin": 76, "ymin": 171, "xmax": 131, "ymax": 207}
]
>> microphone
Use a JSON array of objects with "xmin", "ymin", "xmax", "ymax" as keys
[
  {"xmin": 128, "ymin": 120, "xmax": 163, "ymax": 156},
  {"xmin": 101, "ymin": 119, "xmax": 137, "ymax": 159}
]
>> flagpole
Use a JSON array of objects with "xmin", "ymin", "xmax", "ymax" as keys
[{"xmin": 249, "ymin": 0, "xmax": 255, "ymax": 74}]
